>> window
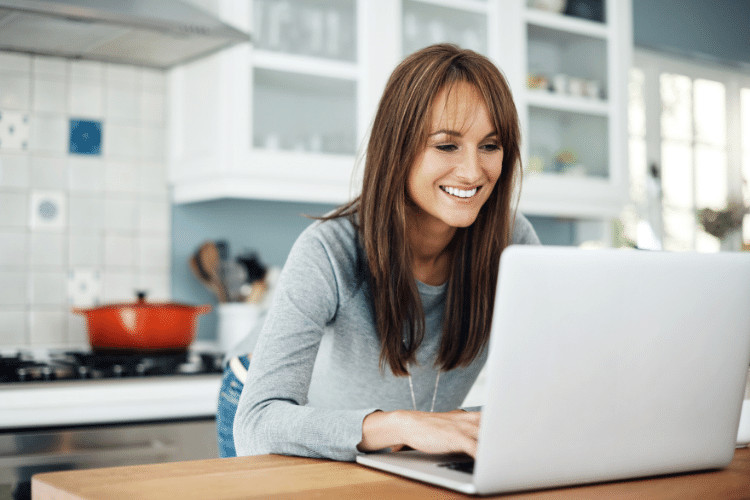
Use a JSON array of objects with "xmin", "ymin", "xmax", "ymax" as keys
[{"xmin": 627, "ymin": 50, "xmax": 750, "ymax": 251}]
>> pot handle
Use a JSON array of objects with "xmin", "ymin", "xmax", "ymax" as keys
[{"xmin": 196, "ymin": 305, "xmax": 212, "ymax": 315}]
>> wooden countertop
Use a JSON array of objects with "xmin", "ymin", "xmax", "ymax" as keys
[{"xmin": 33, "ymin": 448, "xmax": 750, "ymax": 499}]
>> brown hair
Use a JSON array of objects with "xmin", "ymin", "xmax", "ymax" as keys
[{"xmin": 326, "ymin": 44, "xmax": 521, "ymax": 376}]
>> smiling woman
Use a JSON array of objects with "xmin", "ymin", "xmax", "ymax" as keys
[{"xmin": 223, "ymin": 44, "xmax": 540, "ymax": 462}]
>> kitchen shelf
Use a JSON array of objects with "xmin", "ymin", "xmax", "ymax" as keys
[
  {"xmin": 524, "ymin": 8, "xmax": 609, "ymax": 39},
  {"xmin": 524, "ymin": 89, "xmax": 609, "ymax": 116},
  {"xmin": 252, "ymin": 50, "xmax": 359, "ymax": 80}
]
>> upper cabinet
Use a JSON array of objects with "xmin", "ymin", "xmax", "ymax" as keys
[
  {"xmin": 169, "ymin": 0, "xmax": 631, "ymax": 221},
  {"xmin": 506, "ymin": 0, "xmax": 633, "ymax": 218}
]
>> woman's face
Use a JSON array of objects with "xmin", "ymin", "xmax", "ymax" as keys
[{"xmin": 406, "ymin": 82, "xmax": 503, "ymax": 232}]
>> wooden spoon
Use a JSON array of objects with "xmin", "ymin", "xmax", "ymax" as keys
[{"xmin": 189, "ymin": 242, "xmax": 229, "ymax": 302}]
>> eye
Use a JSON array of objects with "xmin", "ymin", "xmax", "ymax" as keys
[
  {"xmin": 436, "ymin": 144, "xmax": 458, "ymax": 152},
  {"xmin": 480, "ymin": 143, "xmax": 501, "ymax": 152}
]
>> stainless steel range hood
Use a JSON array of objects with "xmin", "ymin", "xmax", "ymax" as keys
[{"xmin": 0, "ymin": 0, "xmax": 250, "ymax": 69}]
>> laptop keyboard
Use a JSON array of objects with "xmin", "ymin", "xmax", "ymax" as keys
[{"xmin": 438, "ymin": 459, "xmax": 475, "ymax": 474}]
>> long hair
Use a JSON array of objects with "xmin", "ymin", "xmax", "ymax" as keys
[{"xmin": 325, "ymin": 44, "xmax": 521, "ymax": 376}]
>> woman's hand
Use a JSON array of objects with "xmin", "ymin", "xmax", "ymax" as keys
[{"xmin": 358, "ymin": 409, "xmax": 481, "ymax": 457}]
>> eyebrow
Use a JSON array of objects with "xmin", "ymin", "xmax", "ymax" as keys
[{"xmin": 428, "ymin": 129, "xmax": 499, "ymax": 140}]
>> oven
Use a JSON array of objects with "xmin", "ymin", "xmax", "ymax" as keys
[{"xmin": 0, "ymin": 349, "xmax": 224, "ymax": 500}]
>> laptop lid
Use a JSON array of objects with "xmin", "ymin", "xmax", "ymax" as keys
[{"xmin": 473, "ymin": 246, "xmax": 750, "ymax": 494}]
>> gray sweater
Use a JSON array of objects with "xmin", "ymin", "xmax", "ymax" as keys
[{"xmin": 233, "ymin": 214, "xmax": 540, "ymax": 461}]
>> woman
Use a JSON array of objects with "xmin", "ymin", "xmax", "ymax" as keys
[{"xmin": 219, "ymin": 43, "xmax": 540, "ymax": 461}]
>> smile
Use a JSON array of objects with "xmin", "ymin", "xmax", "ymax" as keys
[{"xmin": 440, "ymin": 186, "xmax": 479, "ymax": 199}]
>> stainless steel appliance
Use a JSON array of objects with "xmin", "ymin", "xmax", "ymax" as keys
[
  {"xmin": 0, "ymin": 349, "xmax": 224, "ymax": 500},
  {"xmin": 0, "ymin": 0, "xmax": 250, "ymax": 69}
]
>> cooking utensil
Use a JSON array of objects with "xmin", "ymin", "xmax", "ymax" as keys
[
  {"xmin": 72, "ymin": 291, "xmax": 211, "ymax": 352},
  {"xmin": 189, "ymin": 241, "xmax": 229, "ymax": 302}
]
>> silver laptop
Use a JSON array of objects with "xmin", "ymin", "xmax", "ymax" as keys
[{"xmin": 356, "ymin": 245, "xmax": 750, "ymax": 495}]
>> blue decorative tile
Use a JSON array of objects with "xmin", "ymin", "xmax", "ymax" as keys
[{"xmin": 69, "ymin": 119, "xmax": 102, "ymax": 155}]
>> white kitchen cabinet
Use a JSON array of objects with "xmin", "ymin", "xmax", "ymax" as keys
[
  {"xmin": 506, "ymin": 0, "xmax": 633, "ymax": 221},
  {"xmin": 168, "ymin": 0, "xmax": 631, "ymax": 227}
]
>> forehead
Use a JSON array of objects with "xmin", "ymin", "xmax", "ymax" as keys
[{"xmin": 429, "ymin": 81, "xmax": 491, "ymax": 132}]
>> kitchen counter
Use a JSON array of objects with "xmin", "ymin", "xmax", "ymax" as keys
[
  {"xmin": 0, "ymin": 375, "xmax": 222, "ymax": 428},
  {"xmin": 32, "ymin": 448, "xmax": 750, "ymax": 499}
]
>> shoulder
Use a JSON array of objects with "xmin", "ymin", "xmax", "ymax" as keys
[
  {"xmin": 511, "ymin": 212, "xmax": 541, "ymax": 245},
  {"xmin": 288, "ymin": 216, "xmax": 365, "ymax": 292}
]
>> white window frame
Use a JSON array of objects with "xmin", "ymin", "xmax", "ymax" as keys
[{"xmin": 631, "ymin": 48, "xmax": 750, "ymax": 251}]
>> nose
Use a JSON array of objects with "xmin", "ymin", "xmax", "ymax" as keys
[{"xmin": 454, "ymin": 149, "xmax": 482, "ymax": 183}]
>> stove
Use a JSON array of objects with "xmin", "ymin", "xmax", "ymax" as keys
[
  {"xmin": 0, "ymin": 349, "xmax": 224, "ymax": 383},
  {"xmin": 0, "ymin": 347, "xmax": 226, "ymax": 430}
]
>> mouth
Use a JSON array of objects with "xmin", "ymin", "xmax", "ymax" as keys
[{"xmin": 440, "ymin": 185, "xmax": 480, "ymax": 199}]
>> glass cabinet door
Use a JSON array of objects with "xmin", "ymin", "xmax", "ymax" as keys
[
  {"xmin": 250, "ymin": 0, "xmax": 359, "ymax": 156},
  {"xmin": 401, "ymin": 0, "xmax": 488, "ymax": 56}
]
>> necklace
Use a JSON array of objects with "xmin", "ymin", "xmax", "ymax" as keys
[{"xmin": 407, "ymin": 362, "xmax": 441, "ymax": 412}]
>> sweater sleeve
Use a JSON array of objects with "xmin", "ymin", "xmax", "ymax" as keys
[
  {"xmin": 512, "ymin": 212, "xmax": 541, "ymax": 245},
  {"xmin": 233, "ymin": 224, "xmax": 377, "ymax": 461}
]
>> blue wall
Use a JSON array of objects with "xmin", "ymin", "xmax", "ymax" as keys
[
  {"xmin": 632, "ymin": 0, "xmax": 750, "ymax": 67},
  {"xmin": 172, "ymin": 199, "xmax": 336, "ymax": 340}
]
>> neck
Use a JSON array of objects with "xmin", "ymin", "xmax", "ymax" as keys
[{"xmin": 407, "ymin": 210, "xmax": 456, "ymax": 286}]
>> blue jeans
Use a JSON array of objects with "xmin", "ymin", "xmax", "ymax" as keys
[{"xmin": 216, "ymin": 354, "xmax": 250, "ymax": 458}]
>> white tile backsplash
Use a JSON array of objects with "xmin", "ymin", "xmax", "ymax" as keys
[
  {"xmin": 68, "ymin": 195, "xmax": 105, "ymax": 233},
  {"xmin": 138, "ymin": 236, "xmax": 170, "ymax": 270},
  {"xmin": 106, "ymin": 86, "xmax": 140, "ymax": 123},
  {"xmin": 105, "ymin": 159, "xmax": 139, "ymax": 193},
  {"xmin": 29, "ymin": 114, "xmax": 67, "ymax": 154},
  {"xmin": 30, "ymin": 309, "xmax": 67, "ymax": 344},
  {"xmin": 0, "ymin": 271, "xmax": 28, "ymax": 305},
  {"xmin": 0, "ymin": 153, "xmax": 30, "ymax": 188},
  {"xmin": 30, "ymin": 154, "xmax": 66, "ymax": 189},
  {"xmin": 104, "ymin": 123, "xmax": 139, "ymax": 159},
  {"xmin": 67, "ymin": 312, "xmax": 88, "ymax": 345},
  {"xmin": 105, "ymin": 64, "xmax": 139, "ymax": 87},
  {"xmin": 0, "ymin": 53, "xmax": 31, "ymax": 74},
  {"xmin": 102, "ymin": 270, "xmax": 137, "ymax": 302},
  {"xmin": 141, "ymin": 90, "xmax": 165, "ymax": 125},
  {"xmin": 70, "ymin": 60, "xmax": 103, "ymax": 82},
  {"xmin": 138, "ymin": 199, "xmax": 170, "ymax": 234},
  {"xmin": 0, "ymin": 191, "xmax": 28, "ymax": 227},
  {"xmin": 30, "ymin": 232, "xmax": 66, "ymax": 267},
  {"xmin": 104, "ymin": 197, "xmax": 137, "ymax": 231},
  {"xmin": 140, "ymin": 161, "xmax": 168, "ymax": 196},
  {"xmin": 31, "ymin": 270, "xmax": 67, "ymax": 305},
  {"xmin": 68, "ymin": 156, "xmax": 105, "ymax": 192},
  {"xmin": 0, "ymin": 50, "xmax": 170, "ymax": 347},
  {"xmin": 29, "ymin": 189, "xmax": 66, "ymax": 230},
  {"xmin": 33, "ymin": 78, "xmax": 67, "ymax": 114},
  {"xmin": 0, "ymin": 310, "xmax": 27, "ymax": 345},
  {"xmin": 104, "ymin": 233, "xmax": 135, "ymax": 267},
  {"xmin": 0, "ymin": 73, "xmax": 31, "ymax": 109},
  {"xmin": 138, "ymin": 271, "xmax": 170, "ymax": 301},
  {"xmin": 69, "ymin": 81, "xmax": 104, "ymax": 118},
  {"xmin": 68, "ymin": 234, "xmax": 102, "ymax": 268},
  {"xmin": 0, "ymin": 230, "xmax": 27, "ymax": 267},
  {"xmin": 32, "ymin": 56, "xmax": 67, "ymax": 78}
]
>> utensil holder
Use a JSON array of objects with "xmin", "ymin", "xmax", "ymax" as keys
[{"xmin": 217, "ymin": 303, "xmax": 263, "ymax": 353}]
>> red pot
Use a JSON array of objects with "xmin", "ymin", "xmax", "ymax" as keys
[{"xmin": 72, "ymin": 292, "xmax": 211, "ymax": 352}]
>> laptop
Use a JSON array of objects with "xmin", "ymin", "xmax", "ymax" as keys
[{"xmin": 356, "ymin": 245, "xmax": 750, "ymax": 495}]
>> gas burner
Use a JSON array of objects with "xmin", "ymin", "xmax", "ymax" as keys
[{"xmin": 1, "ymin": 349, "xmax": 224, "ymax": 383}]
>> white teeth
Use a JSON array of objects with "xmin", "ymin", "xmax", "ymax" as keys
[{"xmin": 441, "ymin": 186, "xmax": 478, "ymax": 198}]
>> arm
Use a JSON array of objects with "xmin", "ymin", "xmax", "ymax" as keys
[{"xmin": 233, "ymin": 225, "xmax": 378, "ymax": 461}]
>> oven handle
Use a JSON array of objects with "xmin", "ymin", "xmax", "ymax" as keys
[{"xmin": 0, "ymin": 439, "xmax": 179, "ymax": 467}]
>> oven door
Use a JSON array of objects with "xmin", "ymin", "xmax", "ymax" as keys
[{"xmin": 0, "ymin": 418, "xmax": 218, "ymax": 500}]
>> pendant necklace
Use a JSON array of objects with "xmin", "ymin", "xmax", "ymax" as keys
[{"xmin": 407, "ymin": 362, "xmax": 441, "ymax": 412}]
